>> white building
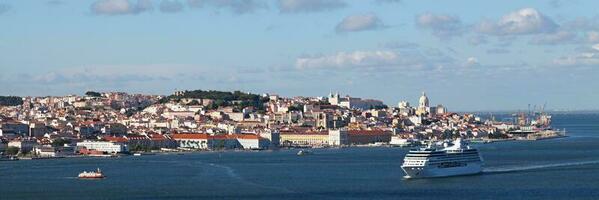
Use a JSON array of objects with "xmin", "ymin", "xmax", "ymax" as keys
[
  {"xmin": 435, "ymin": 104, "xmax": 447, "ymax": 115},
  {"xmin": 329, "ymin": 93, "xmax": 385, "ymax": 110},
  {"xmin": 171, "ymin": 134, "xmax": 210, "ymax": 149},
  {"xmin": 259, "ymin": 130, "xmax": 280, "ymax": 147},
  {"xmin": 226, "ymin": 112, "xmax": 245, "ymax": 122},
  {"xmin": 417, "ymin": 92, "xmax": 430, "ymax": 116},
  {"xmin": 328, "ymin": 129, "xmax": 349, "ymax": 146},
  {"xmin": 398, "ymin": 101, "xmax": 410, "ymax": 109},
  {"xmin": 34, "ymin": 146, "xmax": 58, "ymax": 157},
  {"xmin": 8, "ymin": 139, "xmax": 38, "ymax": 153},
  {"xmin": 390, "ymin": 136, "xmax": 415, "ymax": 147},
  {"xmin": 77, "ymin": 141, "xmax": 128, "ymax": 153},
  {"xmin": 162, "ymin": 111, "xmax": 195, "ymax": 119},
  {"xmin": 236, "ymin": 134, "xmax": 270, "ymax": 150},
  {"xmin": 409, "ymin": 116, "xmax": 423, "ymax": 126}
]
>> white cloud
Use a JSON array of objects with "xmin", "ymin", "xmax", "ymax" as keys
[
  {"xmin": 416, "ymin": 13, "xmax": 464, "ymax": 39},
  {"xmin": 529, "ymin": 31, "xmax": 579, "ymax": 45},
  {"xmin": 554, "ymin": 45, "xmax": 599, "ymax": 66},
  {"xmin": 561, "ymin": 16, "xmax": 599, "ymax": 31},
  {"xmin": 92, "ymin": 0, "xmax": 131, "ymax": 15},
  {"xmin": 464, "ymin": 57, "xmax": 479, "ymax": 67},
  {"xmin": 475, "ymin": 8, "xmax": 558, "ymax": 35},
  {"xmin": 296, "ymin": 51, "xmax": 400, "ymax": 69},
  {"xmin": 160, "ymin": 0, "xmax": 184, "ymax": 13},
  {"xmin": 587, "ymin": 31, "xmax": 599, "ymax": 43},
  {"xmin": 553, "ymin": 52, "xmax": 599, "ymax": 66},
  {"xmin": 137, "ymin": 0, "xmax": 153, "ymax": 11},
  {"xmin": 187, "ymin": 0, "xmax": 266, "ymax": 14},
  {"xmin": 374, "ymin": 0, "xmax": 401, "ymax": 4},
  {"xmin": 91, "ymin": 0, "xmax": 153, "ymax": 15},
  {"xmin": 382, "ymin": 41, "xmax": 419, "ymax": 49},
  {"xmin": 46, "ymin": 0, "xmax": 65, "ymax": 6},
  {"xmin": 468, "ymin": 35, "xmax": 488, "ymax": 46},
  {"xmin": 486, "ymin": 48, "xmax": 510, "ymax": 54},
  {"xmin": 277, "ymin": 0, "xmax": 346, "ymax": 13},
  {"xmin": 336, "ymin": 14, "xmax": 385, "ymax": 33},
  {"xmin": 294, "ymin": 48, "xmax": 458, "ymax": 72}
]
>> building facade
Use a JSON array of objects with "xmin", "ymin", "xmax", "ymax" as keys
[{"xmin": 77, "ymin": 141, "xmax": 128, "ymax": 153}]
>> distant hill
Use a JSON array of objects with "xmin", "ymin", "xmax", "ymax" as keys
[
  {"xmin": 161, "ymin": 90, "xmax": 268, "ymax": 111},
  {"xmin": 0, "ymin": 96, "xmax": 23, "ymax": 106}
]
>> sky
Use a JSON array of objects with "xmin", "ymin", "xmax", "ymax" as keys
[{"xmin": 0, "ymin": 0, "xmax": 598, "ymax": 111}]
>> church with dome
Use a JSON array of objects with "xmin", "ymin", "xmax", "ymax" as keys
[
  {"xmin": 416, "ymin": 92, "xmax": 430, "ymax": 116},
  {"xmin": 397, "ymin": 92, "xmax": 447, "ymax": 117}
]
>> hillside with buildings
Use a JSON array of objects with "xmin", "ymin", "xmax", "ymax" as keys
[{"xmin": 0, "ymin": 90, "xmax": 555, "ymax": 158}]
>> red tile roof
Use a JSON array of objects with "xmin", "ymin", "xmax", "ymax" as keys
[
  {"xmin": 210, "ymin": 135, "xmax": 238, "ymax": 140},
  {"xmin": 231, "ymin": 134, "xmax": 260, "ymax": 139},
  {"xmin": 280, "ymin": 130, "xmax": 328, "ymax": 135},
  {"xmin": 348, "ymin": 130, "xmax": 392, "ymax": 135},
  {"xmin": 103, "ymin": 136, "xmax": 128, "ymax": 143},
  {"xmin": 171, "ymin": 133, "xmax": 209, "ymax": 140},
  {"xmin": 148, "ymin": 134, "xmax": 168, "ymax": 141}
]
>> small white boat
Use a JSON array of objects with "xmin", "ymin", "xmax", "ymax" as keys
[
  {"xmin": 297, "ymin": 150, "xmax": 313, "ymax": 156},
  {"xmin": 78, "ymin": 168, "xmax": 105, "ymax": 179},
  {"xmin": 0, "ymin": 156, "xmax": 19, "ymax": 161},
  {"xmin": 133, "ymin": 152, "xmax": 155, "ymax": 156}
]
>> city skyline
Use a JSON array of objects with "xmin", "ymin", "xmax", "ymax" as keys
[{"xmin": 1, "ymin": 0, "xmax": 599, "ymax": 111}]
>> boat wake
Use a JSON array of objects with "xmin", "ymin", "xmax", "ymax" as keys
[
  {"xmin": 208, "ymin": 163, "xmax": 239, "ymax": 180},
  {"xmin": 207, "ymin": 163, "xmax": 296, "ymax": 193},
  {"xmin": 483, "ymin": 160, "xmax": 599, "ymax": 174}
]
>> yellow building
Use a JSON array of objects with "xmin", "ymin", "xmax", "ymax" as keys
[{"xmin": 279, "ymin": 131, "xmax": 328, "ymax": 146}]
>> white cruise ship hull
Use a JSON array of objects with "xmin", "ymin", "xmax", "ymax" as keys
[{"xmin": 402, "ymin": 162, "xmax": 482, "ymax": 179}]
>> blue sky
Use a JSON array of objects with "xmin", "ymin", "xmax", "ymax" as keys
[{"xmin": 0, "ymin": 0, "xmax": 598, "ymax": 111}]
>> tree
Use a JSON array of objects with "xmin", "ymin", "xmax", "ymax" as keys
[
  {"xmin": 161, "ymin": 89, "xmax": 267, "ymax": 112},
  {"xmin": 373, "ymin": 105, "xmax": 389, "ymax": 110},
  {"xmin": 52, "ymin": 138, "xmax": 71, "ymax": 147},
  {"xmin": 288, "ymin": 105, "xmax": 303, "ymax": 112},
  {"xmin": 0, "ymin": 96, "xmax": 23, "ymax": 106},
  {"xmin": 187, "ymin": 100, "xmax": 200, "ymax": 105},
  {"xmin": 5, "ymin": 147, "xmax": 20, "ymax": 155},
  {"xmin": 85, "ymin": 91, "xmax": 102, "ymax": 97}
]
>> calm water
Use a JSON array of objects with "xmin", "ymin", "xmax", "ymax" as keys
[{"xmin": 2, "ymin": 113, "xmax": 599, "ymax": 200}]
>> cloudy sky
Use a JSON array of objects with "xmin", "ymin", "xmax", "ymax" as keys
[{"xmin": 0, "ymin": 0, "xmax": 598, "ymax": 111}]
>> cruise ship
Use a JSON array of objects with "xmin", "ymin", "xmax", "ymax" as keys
[{"xmin": 401, "ymin": 138, "xmax": 483, "ymax": 179}]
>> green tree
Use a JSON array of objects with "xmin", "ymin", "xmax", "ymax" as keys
[
  {"xmin": 187, "ymin": 100, "xmax": 200, "ymax": 105},
  {"xmin": 51, "ymin": 138, "xmax": 71, "ymax": 147},
  {"xmin": 161, "ymin": 89, "xmax": 267, "ymax": 112},
  {"xmin": 5, "ymin": 147, "xmax": 20, "ymax": 155},
  {"xmin": 85, "ymin": 91, "xmax": 102, "ymax": 97},
  {"xmin": 288, "ymin": 105, "xmax": 303, "ymax": 112},
  {"xmin": 0, "ymin": 96, "xmax": 23, "ymax": 106}
]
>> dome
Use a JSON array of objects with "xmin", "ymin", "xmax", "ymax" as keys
[{"xmin": 419, "ymin": 92, "xmax": 429, "ymax": 108}]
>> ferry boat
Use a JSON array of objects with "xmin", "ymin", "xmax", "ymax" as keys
[
  {"xmin": 78, "ymin": 168, "xmax": 105, "ymax": 179},
  {"xmin": 401, "ymin": 138, "xmax": 483, "ymax": 179}
]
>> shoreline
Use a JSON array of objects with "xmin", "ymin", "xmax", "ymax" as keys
[{"xmin": 1, "ymin": 135, "xmax": 571, "ymax": 161}]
